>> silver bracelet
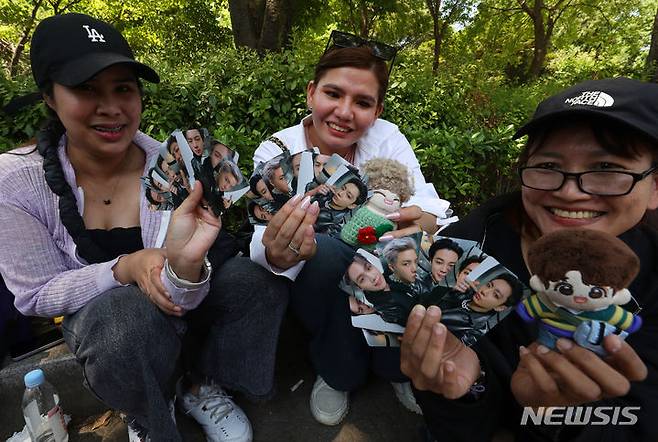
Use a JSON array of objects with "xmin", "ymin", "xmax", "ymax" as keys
[{"xmin": 164, "ymin": 257, "xmax": 212, "ymax": 289}]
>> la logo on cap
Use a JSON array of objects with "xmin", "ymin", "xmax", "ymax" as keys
[
  {"xmin": 564, "ymin": 91, "xmax": 614, "ymax": 108},
  {"xmin": 82, "ymin": 24, "xmax": 105, "ymax": 43}
]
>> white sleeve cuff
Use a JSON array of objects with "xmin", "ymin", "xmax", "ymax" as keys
[
  {"xmin": 405, "ymin": 194, "xmax": 451, "ymax": 220},
  {"xmin": 250, "ymin": 225, "xmax": 306, "ymax": 281}
]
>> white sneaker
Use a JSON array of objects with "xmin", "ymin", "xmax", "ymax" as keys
[
  {"xmin": 178, "ymin": 383, "xmax": 253, "ymax": 442},
  {"xmin": 391, "ymin": 382, "xmax": 422, "ymax": 415},
  {"xmin": 310, "ymin": 376, "xmax": 349, "ymax": 426},
  {"xmin": 127, "ymin": 423, "xmax": 148, "ymax": 442},
  {"xmin": 126, "ymin": 398, "xmax": 176, "ymax": 441}
]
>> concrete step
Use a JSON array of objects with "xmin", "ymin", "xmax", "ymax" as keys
[{"xmin": 1, "ymin": 318, "xmax": 425, "ymax": 441}]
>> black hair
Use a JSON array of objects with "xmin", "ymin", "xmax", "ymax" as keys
[
  {"xmin": 428, "ymin": 238, "xmax": 464, "ymax": 261},
  {"xmin": 458, "ymin": 255, "xmax": 484, "ymax": 273},
  {"xmin": 249, "ymin": 173, "xmax": 263, "ymax": 194},
  {"xmin": 345, "ymin": 177, "xmax": 368, "ymax": 206},
  {"xmin": 494, "ymin": 272, "xmax": 524, "ymax": 307},
  {"xmin": 36, "ymin": 116, "xmax": 111, "ymax": 263}
]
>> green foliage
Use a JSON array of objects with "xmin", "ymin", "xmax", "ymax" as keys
[{"xmin": 0, "ymin": 0, "xmax": 656, "ymax": 216}]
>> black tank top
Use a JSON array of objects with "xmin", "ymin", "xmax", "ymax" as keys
[{"xmin": 80, "ymin": 227, "xmax": 144, "ymax": 263}]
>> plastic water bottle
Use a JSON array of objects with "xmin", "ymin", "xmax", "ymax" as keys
[{"xmin": 21, "ymin": 369, "xmax": 69, "ymax": 442}]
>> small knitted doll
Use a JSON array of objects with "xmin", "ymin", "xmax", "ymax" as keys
[{"xmin": 340, "ymin": 158, "xmax": 414, "ymax": 250}]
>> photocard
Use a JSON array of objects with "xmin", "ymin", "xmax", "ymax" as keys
[
  {"xmin": 313, "ymin": 166, "xmax": 367, "ymax": 237},
  {"xmin": 295, "ymin": 151, "xmax": 315, "ymax": 195},
  {"xmin": 361, "ymin": 329, "xmax": 401, "ymax": 348},
  {"xmin": 247, "ymin": 199, "xmax": 277, "ymax": 225},
  {"xmin": 261, "ymin": 154, "xmax": 293, "ymax": 202},
  {"xmin": 430, "ymin": 255, "xmax": 529, "ymax": 347},
  {"xmin": 315, "ymin": 153, "xmax": 352, "ymax": 185},
  {"xmin": 205, "ymin": 138, "xmax": 239, "ymax": 167},
  {"xmin": 184, "ymin": 127, "xmax": 211, "ymax": 162},
  {"xmin": 172, "ymin": 129, "xmax": 196, "ymax": 189},
  {"xmin": 424, "ymin": 236, "xmax": 486, "ymax": 289}
]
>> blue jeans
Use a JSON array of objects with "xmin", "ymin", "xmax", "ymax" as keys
[{"xmin": 62, "ymin": 256, "xmax": 289, "ymax": 440}]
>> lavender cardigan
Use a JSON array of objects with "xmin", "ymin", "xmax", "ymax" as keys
[{"xmin": 0, "ymin": 131, "xmax": 209, "ymax": 317}]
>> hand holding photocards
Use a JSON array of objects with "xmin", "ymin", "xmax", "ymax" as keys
[
  {"xmin": 340, "ymin": 232, "xmax": 530, "ymax": 348},
  {"xmin": 142, "ymin": 128, "xmax": 247, "ymax": 217}
]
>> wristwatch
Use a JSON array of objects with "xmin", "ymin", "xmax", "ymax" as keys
[{"xmin": 164, "ymin": 257, "xmax": 212, "ymax": 289}]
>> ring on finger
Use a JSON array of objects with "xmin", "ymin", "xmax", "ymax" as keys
[{"xmin": 288, "ymin": 241, "xmax": 301, "ymax": 255}]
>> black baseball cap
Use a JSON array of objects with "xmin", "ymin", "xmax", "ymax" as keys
[
  {"xmin": 30, "ymin": 13, "xmax": 159, "ymax": 89},
  {"xmin": 514, "ymin": 78, "xmax": 658, "ymax": 144}
]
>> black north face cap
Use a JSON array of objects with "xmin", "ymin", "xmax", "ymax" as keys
[
  {"xmin": 30, "ymin": 13, "xmax": 159, "ymax": 89},
  {"xmin": 514, "ymin": 78, "xmax": 658, "ymax": 144}
]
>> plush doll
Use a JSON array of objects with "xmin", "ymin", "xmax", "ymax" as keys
[
  {"xmin": 516, "ymin": 229, "xmax": 642, "ymax": 356},
  {"xmin": 340, "ymin": 158, "xmax": 414, "ymax": 250}
]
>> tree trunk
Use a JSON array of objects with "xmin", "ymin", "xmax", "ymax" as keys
[
  {"xmin": 258, "ymin": 0, "xmax": 291, "ymax": 51},
  {"xmin": 228, "ymin": 0, "xmax": 290, "ymax": 52},
  {"xmin": 647, "ymin": 6, "xmax": 658, "ymax": 82},
  {"xmin": 9, "ymin": 0, "xmax": 43, "ymax": 78},
  {"xmin": 426, "ymin": 0, "xmax": 442, "ymax": 74},
  {"xmin": 528, "ymin": 0, "xmax": 547, "ymax": 79}
]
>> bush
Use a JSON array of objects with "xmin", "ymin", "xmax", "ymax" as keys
[{"xmin": 0, "ymin": 45, "xmax": 539, "ymax": 217}]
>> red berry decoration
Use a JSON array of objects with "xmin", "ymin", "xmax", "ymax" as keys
[{"xmin": 357, "ymin": 226, "xmax": 377, "ymax": 245}]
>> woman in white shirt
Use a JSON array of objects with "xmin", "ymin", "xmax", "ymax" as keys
[{"xmin": 250, "ymin": 33, "xmax": 450, "ymax": 425}]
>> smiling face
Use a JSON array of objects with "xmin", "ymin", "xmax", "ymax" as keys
[
  {"xmin": 331, "ymin": 182, "xmax": 361, "ymax": 210},
  {"xmin": 471, "ymin": 278, "xmax": 513, "ymax": 312},
  {"xmin": 390, "ymin": 248, "xmax": 418, "ymax": 284},
  {"xmin": 347, "ymin": 259, "xmax": 387, "ymax": 291},
  {"xmin": 368, "ymin": 189, "xmax": 401, "ymax": 214},
  {"xmin": 431, "ymin": 248, "xmax": 459, "ymax": 283},
  {"xmin": 45, "ymin": 65, "xmax": 141, "ymax": 159},
  {"xmin": 306, "ymin": 67, "xmax": 383, "ymax": 155},
  {"xmin": 521, "ymin": 125, "xmax": 658, "ymax": 238}
]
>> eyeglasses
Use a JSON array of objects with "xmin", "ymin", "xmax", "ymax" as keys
[
  {"xmin": 324, "ymin": 30, "xmax": 398, "ymax": 75},
  {"xmin": 518, "ymin": 166, "xmax": 658, "ymax": 196}
]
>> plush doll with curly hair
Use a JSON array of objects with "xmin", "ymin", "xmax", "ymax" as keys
[
  {"xmin": 516, "ymin": 229, "xmax": 642, "ymax": 356},
  {"xmin": 340, "ymin": 158, "xmax": 415, "ymax": 249}
]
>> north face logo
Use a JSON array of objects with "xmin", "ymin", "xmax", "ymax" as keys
[
  {"xmin": 564, "ymin": 91, "xmax": 614, "ymax": 107},
  {"xmin": 82, "ymin": 25, "xmax": 105, "ymax": 42}
]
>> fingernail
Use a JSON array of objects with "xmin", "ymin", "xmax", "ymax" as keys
[
  {"xmin": 445, "ymin": 362, "xmax": 454, "ymax": 373},
  {"xmin": 309, "ymin": 201, "xmax": 319, "ymax": 214},
  {"xmin": 378, "ymin": 235, "xmax": 394, "ymax": 242},
  {"xmin": 290, "ymin": 194, "xmax": 303, "ymax": 205},
  {"xmin": 411, "ymin": 304, "xmax": 425, "ymax": 316},
  {"xmin": 300, "ymin": 196, "xmax": 311, "ymax": 210},
  {"xmin": 434, "ymin": 323, "xmax": 444, "ymax": 335},
  {"xmin": 536, "ymin": 345, "xmax": 550, "ymax": 355},
  {"xmin": 519, "ymin": 345, "xmax": 529, "ymax": 356},
  {"xmin": 608, "ymin": 334, "xmax": 622, "ymax": 353},
  {"xmin": 385, "ymin": 212, "xmax": 400, "ymax": 220},
  {"xmin": 427, "ymin": 305, "xmax": 441, "ymax": 317},
  {"xmin": 556, "ymin": 339, "xmax": 573, "ymax": 352}
]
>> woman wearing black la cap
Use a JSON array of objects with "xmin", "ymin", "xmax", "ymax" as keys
[
  {"xmin": 400, "ymin": 78, "xmax": 658, "ymax": 441},
  {"xmin": 0, "ymin": 13, "xmax": 288, "ymax": 441}
]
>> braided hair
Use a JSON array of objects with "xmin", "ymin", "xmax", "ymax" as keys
[{"xmin": 36, "ymin": 114, "xmax": 112, "ymax": 263}]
